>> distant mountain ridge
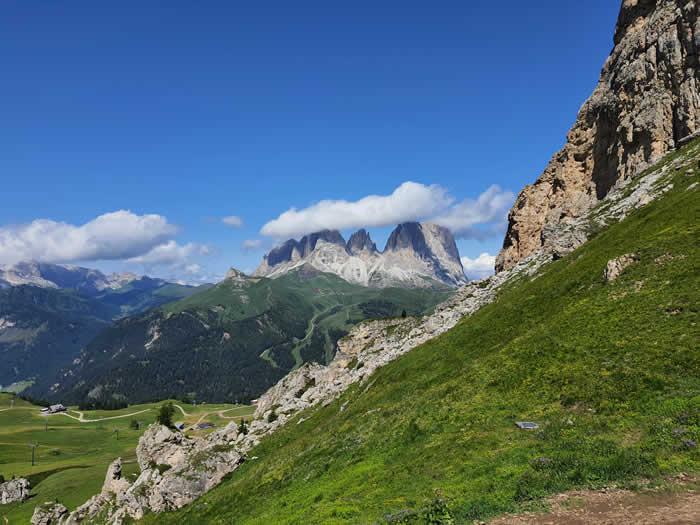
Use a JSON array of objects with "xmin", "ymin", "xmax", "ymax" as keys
[
  {"xmin": 255, "ymin": 222, "xmax": 467, "ymax": 288},
  {"xmin": 1, "ymin": 261, "xmax": 155, "ymax": 294},
  {"xmin": 0, "ymin": 262, "xmax": 210, "ymax": 389}
]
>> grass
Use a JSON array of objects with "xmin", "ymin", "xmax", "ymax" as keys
[
  {"xmin": 144, "ymin": 140, "xmax": 699, "ymax": 524},
  {"xmin": 0, "ymin": 395, "xmax": 250, "ymax": 524}
]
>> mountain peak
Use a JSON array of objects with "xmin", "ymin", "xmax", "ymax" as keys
[
  {"xmin": 255, "ymin": 222, "xmax": 466, "ymax": 288},
  {"xmin": 224, "ymin": 268, "xmax": 248, "ymax": 281},
  {"xmin": 347, "ymin": 229, "xmax": 378, "ymax": 255}
]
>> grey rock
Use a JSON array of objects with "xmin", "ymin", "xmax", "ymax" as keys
[
  {"xmin": 346, "ymin": 229, "xmax": 378, "ymax": 255},
  {"xmin": 605, "ymin": 254, "xmax": 638, "ymax": 281},
  {"xmin": 30, "ymin": 503, "xmax": 68, "ymax": 525},
  {"xmin": 0, "ymin": 477, "xmax": 30, "ymax": 504}
]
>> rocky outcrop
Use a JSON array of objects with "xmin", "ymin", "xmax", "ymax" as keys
[
  {"xmin": 496, "ymin": 0, "xmax": 699, "ymax": 272},
  {"xmin": 255, "ymin": 222, "xmax": 467, "ymax": 288},
  {"xmin": 0, "ymin": 477, "xmax": 30, "ymax": 504},
  {"xmin": 605, "ymin": 254, "xmax": 638, "ymax": 281},
  {"xmin": 51, "ymin": 424, "xmax": 247, "ymax": 524},
  {"xmin": 31, "ymin": 502, "xmax": 68, "ymax": 524}
]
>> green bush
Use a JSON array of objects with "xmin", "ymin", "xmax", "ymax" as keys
[{"xmin": 156, "ymin": 402, "xmax": 175, "ymax": 428}]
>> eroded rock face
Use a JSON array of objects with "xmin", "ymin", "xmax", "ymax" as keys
[
  {"xmin": 496, "ymin": 0, "xmax": 699, "ymax": 272},
  {"xmin": 0, "ymin": 477, "xmax": 30, "ymax": 504}
]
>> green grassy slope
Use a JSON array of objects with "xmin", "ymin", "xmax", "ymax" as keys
[
  {"xmin": 148, "ymin": 142, "xmax": 699, "ymax": 524},
  {"xmin": 0, "ymin": 393, "xmax": 249, "ymax": 524},
  {"xmin": 46, "ymin": 269, "xmax": 452, "ymax": 406}
]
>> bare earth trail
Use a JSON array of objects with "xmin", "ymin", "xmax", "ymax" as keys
[
  {"xmin": 174, "ymin": 404, "xmax": 247, "ymax": 426},
  {"xmin": 488, "ymin": 481, "xmax": 699, "ymax": 525},
  {"xmin": 47, "ymin": 408, "xmax": 152, "ymax": 423}
]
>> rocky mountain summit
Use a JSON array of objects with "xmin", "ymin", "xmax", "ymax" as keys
[
  {"xmin": 255, "ymin": 222, "xmax": 467, "ymax": 288},
  {"xmin": 496, "ymin": 0, "xmax": 699, "ymax": 272}
]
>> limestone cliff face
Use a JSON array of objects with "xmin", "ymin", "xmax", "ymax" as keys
[{"xmin": 496, "ymin": 0, "xmax": 699, "ymax": 272}]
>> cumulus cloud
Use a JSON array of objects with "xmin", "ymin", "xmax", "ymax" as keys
[
  {"xmin": 241, "ymin": 239, "xmax": 265, "ymax": 252},
  {"xmin": 260, "ymin": 182, "xmax": 452, "ymax": 239},
  {"xmin": 127, "ymin": 241, "xmax": 208, "ymax": 266},
  {"xmin": 461, "ymin": 253, "xmax": 497, "ymax": 280},
  {"xmin": 221, "ymin": 216, "xmax": 244, "ymax": 228},
  {"xmin": 0, "ymin": 211, "xmax": 179, "ymax": 266},
  {"xmin": 432, "ymin": 185, "xmax": 515, "ymax": 239},
  {"xmin": 260, "ymin": 182, "xmax": 514, "ymax": 241},
  {"xmin": 185, "ymin": 263, "xmax": 201, "ymax": 274}
]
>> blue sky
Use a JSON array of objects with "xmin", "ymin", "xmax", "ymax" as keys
[{"xmin": 0, "ymin": 1, "xmax": 621, "ymax": 282}]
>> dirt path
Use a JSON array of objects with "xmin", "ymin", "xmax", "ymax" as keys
[
  {"xmin": 217, "ymin": 409, "xmax": 242, "ymax": 420},
  {"xmin": 174, "ymin": 404, "xmax": 189, "ymax": 417},
  {"xmin": 48, "ymin": 408, "xmax": 152, "ymax": 423},
  {"xmin": 488, "ymin": 480, "xmax": 699, "ymax": 525},
  {"xmin": 174, "ymin": 404, "xmax": 245, "ymax": 426}
]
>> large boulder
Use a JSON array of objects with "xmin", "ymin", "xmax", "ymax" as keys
[{"xmin": 0, "ymin": 477, "xmax": 30, "ymax": 504}]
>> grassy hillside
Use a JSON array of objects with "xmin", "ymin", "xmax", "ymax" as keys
[
  {"xmin": 45, "ymin": 269, "xmax": 452, "ymax": 406},
  {"xmin": 146, "ymin": 142, "xmax": 699, "ymax": 523},
  {"xmin": 0, "ymin": 393, "xmax": 251, "ymax": 524}
]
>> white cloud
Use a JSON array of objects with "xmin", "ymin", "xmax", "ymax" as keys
[
  {"xmin": 260, "ymin": 182, "xmax": 514, "ymax": 241},
  {"xmin": 260, "ymin": 181, "xmax": 452, "ymax": 239},
  {"xmin": 461, "ymin": 253, "xmax": 496, "ymax": 280},
  {"xmin": 185, "ymin": 263, "xmax": 201, "ymax": 274},
  {"xmin": 0, "ymin": 211, "xmax": 179, "ymax": 266},
  {"xmin": 221, "ymin": 216, "xmax": 244, "ymax": 228},
  {"xmin": 127, "ymin": 241, "xmax": 205, "ymax": 266},
  {"xmin": 432, "ymin": 185, "xmax": 515, "ymax": 239},
  {"xmin": 241, "ymin": 239, "xmax": 265, "ymax": 252}
]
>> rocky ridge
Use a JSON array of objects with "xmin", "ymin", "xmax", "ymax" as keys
[
  {"xmin": 0, "ymin": 262, "xmax": 141, "ymax": 294},
  {"xmin": 255, "ymin": 222, "xmax": 467, "ymax": 288},
  {"xmin": 496, "ymin": 0, "xmax": 699, "ymax": 272},
  {"xmin": 35, "ymin": 119, "xmax": 699, "ymax": 525}
]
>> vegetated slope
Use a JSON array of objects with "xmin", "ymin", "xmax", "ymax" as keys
[
  {"xmin": 0, "ymin": 280, "xmax": 206, "ymax": 392},
  {"xmin": 94, "ymin": 278, "xmax": 212, "ymax": 318},
  {"xmin": 46, "ymin": 268, "xmax": 452, "ymax": 406},
  {"xmin": 0, "ymin": 286, "xmax": 114, "ymax": 387},
  {"xmin": 149, "ymin": 145, "xmax": 699, "ymax": 524}
]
